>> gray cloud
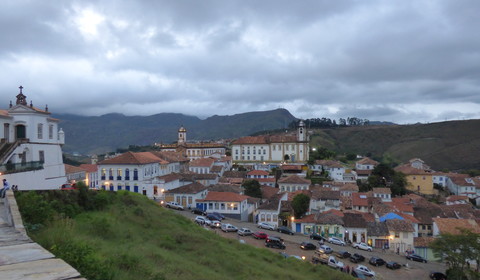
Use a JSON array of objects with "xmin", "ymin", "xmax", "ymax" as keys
[{"xmin": 1, "ymin": 0, "xmax": 480, "ymax": 124}]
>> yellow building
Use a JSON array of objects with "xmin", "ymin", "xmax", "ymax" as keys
[{"xmin": 395, "ymin": 158, "xmax": 436, "ymax": 195}]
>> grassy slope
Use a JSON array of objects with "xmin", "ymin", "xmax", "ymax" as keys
[
  {"xmin": 310, "ymin": 119, "xmax": 480, "ymax": 170},
  {"xmin": 17, "ymin": 190, "xmax": 352, "ymax": 280}
]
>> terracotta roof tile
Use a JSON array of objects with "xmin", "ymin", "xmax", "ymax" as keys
[
  {"xmin": 343, "ymin": 212, "xmax": 367, "ymax": 228},
  {"xmin": 386, "ymin": 219, "xmax": 415, "ymax": 232},
  {"xmin": 295, "ymin": 214, "xmax": 316, "ymax": 223},
  {"xmin": 287, "ymin": 190, "xmax": 311, "ymax": 201},
  {"xmin": 433, "ymin": 218, "xmax": 480, "ymax": 234},
  {"xmin": 352, "ymin": 192, "xmax": 369, "ymax": 207},
  {"xmin": 64, "ymin": 164, "xmax": 85, "ymax": 174},
  {"xmin": 372, "ymin": 187, "xmax": 391, "ymax": 194},
  {"xmin": 78, "ymin": 164, "xmax": 98, "ymax": 173},
  {"xmin": 209, "ymin": 184, "xmax": 242, "ymax": 193},
  {"xmin": 99, "ymin": 151, "xmax": 166, "ymax": 165},
  {"xmin": 198, "ymin": 191, "xmax": 250, "ymax": 202},
  {"xmin": 261, "ymin": 186, "xmax": 279, "ymax": 199},
  {"xmin": 247, "ymin": 170, "xmax": 270, "ymax": 176},
  {"xmin": 367, "ymin": 222, "xmax": 389, "ymax": 236},
  {"xmin": 223, "ymin": 171, "xmax": 247, "ymax": 178},
  {"xmin": 311, "ymin": 188, "xmax": 340, "ymax": 200},
  {"xmin": 356, "ymin": 157, "xmax": 379, "ymax": 166},
  {"xmin": 414, "ymin": 236, "xmax": 436, "ymax": 247},
  {"xmin": 314, "ymin": 160, "xmax": 344, "ymax": 168},
  {"xmin": 278, "ymin": 175, "xmax": 310, "ymax": 185},
  {"xmin": 157, "ymin": 173, "xmax": 182, "ymax": 183},
  {"xmin": 164, "ymin": 182, "xmax": 208, "ymax": 194},
  {"xmin": 339, "ymin": 183, "xmax": 359, "ymax": 192},
  {"xmin": 189, "ymin": 158, "xmax": 215, "ymax": 167}
]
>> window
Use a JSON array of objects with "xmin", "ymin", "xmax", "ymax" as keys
[
  {"xmin": 263, "ymin": 150, "xmax": 266, "ymax": 155},
  {"xmin": 215, "ymin": 203, "xmax": 219, "ymax": 210},
  {"xmin": 109, "ymin": 168, "xmax": 114, "ymax": 180},
  {"xmin": 39, "ymin": 151, "xmax": 45, "ymax": 163},
  {"xmin": 403, "ymin": 232, "xmax": 408, "ymax": 238},
  {"xmin": 101, "ymin": 168, "xmax": 106, "ymax": 180},
  {"xmin": 235, "ymin": 150, "xmax": 238, "ymax": 154},
  {"xmin": 188, "ymin": 197, "xmax": 192, "ymax": 205},
  {"xmin": 49, "ymin": 125, "xmax": 53, "ymax": 139},
  {"xmin": 266, "ymin": 214, "xmax": 271, "ymax": 222},
  {"xmin": 395, "ymin": 232, "xmax": 400, "ymax": 238},
  {"xmin": 221, "ymin": 203, "xmax": 225, "ymax": 210},
  {"xmin": 261, "ymin": 214, "xmax": 265, "ymax": 221},
  {"xmin": 37, "ymin": 124, "xmax": 43, "ymax": 139}
]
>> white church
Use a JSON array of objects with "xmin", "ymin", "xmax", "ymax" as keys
[{"xmin": 0, "ymin": 86, "xmax": 67, "ymax": 190}]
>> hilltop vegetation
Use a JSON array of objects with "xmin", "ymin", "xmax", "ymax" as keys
[
  {"xmin": 15, "ymin": 188, "xmax": 352, "ymax": 280},
  {"xmin": 310, "ymin": 119, "xmax": 480, "ymax": 171}
]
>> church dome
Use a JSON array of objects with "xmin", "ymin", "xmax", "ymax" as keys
[{"xmin": 178, "ymin": 126, "xmax": 187, "ymax": 132}]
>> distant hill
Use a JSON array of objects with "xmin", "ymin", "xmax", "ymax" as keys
[
  {"xmin": 55, "ymin": 108, "xmax": 297, "ymax": 155},
  {"xmin": 311, "ymin": 119, "xmax": 480, "ymax": 171}
]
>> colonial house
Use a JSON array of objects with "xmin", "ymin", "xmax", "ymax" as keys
[
  {"xmin": 188, "ymin": 157, "xmax": 215, "ymax": 174},
  {"xmin": 432, "ymin": 171, "xmax": 449, "ymax": 188},
  {"xmin": 412, "ymin": 199, "xmax": 444, "ymax": 237},
  {"xmin": 339, "ymin": 183, "xmax": 359, "ymax": 197},
  {"xmin": 343, "ymin": 212, "xmax": 368, "ymax": 244},
  {"xmin": 255, "ymin": 193, "xmax": 287, "ymax": 228},
  {"xmin": 352, "ymin": 193, "xmax": 369, "ymax": 212},
  {"xmin": 366, "ymin": 222, "xmax": 390, "ymax": 250},
  {"xmin": 0, "ymin": 87, "xmax": 67, "ymax": 190},
  {"xmin": 178, "ymin": 173, "xmax": 219, "ymax": 187},
  {"xmin": 372, "ymin": 187, "xmax": 392, "ymax": 202},
  {"xmin": 231, "ymin": 120, "xmax": 309, "ymax": 163},
  {"xmin": 355, "ymin": 157, "xmax": 379, "ymax": 180},
  {"xmin": 164, "ymin": 182, "xmax": 209, "ymax": 209},
  {"xmin": 154, "ymin": 173, "xmax": 182, "ymax": 199},
  {"xmin": 155, "ymin": 126, "xmax": 226, "ymax": 160},
  {"xmin": 445, "ymin": 174, "xmax": 479, "ymax": 198},
  {"xmin": 413, "ymin": 236, "xmax": 438, "ymax": 261},
  {"xmin": 247, "ymin": 169, "xmax": 276, "ymax": 187},
  {"xmin": 196, "ymin": 191, "xmax": 252, "ymax": 221},
  {"xmin": 97, "ymin": 151, "xmax": 175, "ymax": 198},
  {"xmin": 293, "ymin": 209, "xmax": 345, "ymax": 238},
  {"xmin": 79, "ymin": 163, "xmax": 98, "ymax": 189},
  {"xmin": 64, "ymin": 164, "xmax": 86, "ymax": 184},
  {"xmin": 309, "ymin": 187, "xmax": 341, "ymax": 213},
  {"xmin": 385, "ymin": 219, "xmax": 415, "ymax": 253},
  {"xmin": 278, "ymin": 175, "xmax": 311, "ymax": 192},
  {"xmin": 311, "ymin": 160, "xmax": 345, "ymax": 181},
  {"xmin": 395, "ymin": 158, "xmax": 435, "ymax": 195}
]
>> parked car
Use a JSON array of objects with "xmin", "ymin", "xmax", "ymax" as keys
[
  {"xmin": 191, "ymin": 208, "xmax": 206, "ymax": 215},
  {"xmin": 353, "ymin": 265, "xmax": 376, "ymax": 277},
  {"xmin": 194, "ymin": 216, "xmax": 211, "ymax": 225},
  {"xmin": 350, "ymin": 253, "xmax": 365, "ymax": 263},
  {"xmin": 212, "ymin": 212, "xmax": 225, "ymax": 220},
  {"xmin": 430, "ymin": 272, "xmax": 447, "ymax": 280},
  {"xmin": 310, "ymin": 233, "xmax": 327, "ymax": 242},
  {"xmin": 237, "ymin": 228, "xmax": 253, "ymax": 236},
  {"xmin": 351, "ymin": 270, "xmax": 367, "ymax": 279},
  {"xmin": 166, "ymin": 201, "xmax": 184, "ymax": 210},
  {"xmin": 221, "ymin": 223, "xmax": 238, "ymax": 232},
  {"xmin": 277, "ymin": 226, "xmax": 295, "ymax": 235},
  {"xmin": 60, "ymin": 183, "xmax": 77, "ymax": 190},
  {"xmin": 318, "ymin": 245, "xmax": 333, "ymax": 254},
  {"xmin": 386, "ymin": 261, "xmax": 401, "ymax": 269},
  {"xmin": 406, "ymin": 254, "xmax": 427, "ymax": 263},
  {"xmin": 258, "ymin": 222, "xmax": 276, "ymax": 230},
  {"xmin": 265, "ymin": 237, "xmax": 286, "ymax": 249},
  {"xmin": 353, "ymin": 242, "xmax": 372, "ymax": 252},
  {"xmin": 210, "ymin": 220, "xmax": 221, "ymax": 228},
  {"xmin": 253, "ymin": 231, "xmax": 268, "ymax": 239},
  {"xmin": 369, "ymin": 256, "xmax": 385, "ymax": 266},
  {"xmin": 327, "ymin": 256, "xmax": 344, "ymax": 270},
  {"xmin": 335, "ymin": 251, "xmax": 351, "ymax": 259},
  {"xmin": 300, "ymin": 242, "xmax": 317, "ymax": 250},
  {"xmin": 206, "ymin": 213, "xmax": 223, "ymax": 221},
  {"xmin": 328, "ymin": 237, "xmax": 346, "ymax": 246},
  {"xmin": 312, "ymin": 251, "xmax": 329, "ymax": 264}
]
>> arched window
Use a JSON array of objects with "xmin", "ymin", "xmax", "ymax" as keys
[
  {"xmin": 260, "ymin": 214, "xmax": 265, "ymax": 222},
  {"xmin": 108, "ymin": 168, "xmax": 114, "ymax": 180},
  {"xmin": 117, "ymin": 169, "xmax": 122, "ymax": 180},
  {"xmin": 101, "ymin": 168, "xmax": 106, "ymax": 180}
]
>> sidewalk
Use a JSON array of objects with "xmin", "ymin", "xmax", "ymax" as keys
[{"xmin": 0, "ymin": 190, "xmax": 85, "ymax": 280}]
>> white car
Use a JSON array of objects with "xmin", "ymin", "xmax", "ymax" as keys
[
  {"xmin": 194, "ymin": 216, "xmax": 211, "ymax": 225},
  {"xmin": 354, "ymin": 265, "xmax": 376, "ymax": 277},
  {"xmin": 238, "ymin": 228, "xmax": 253, "ymax": 236},
  {"xmin": 328, "ymin": 237, "xmax": 346, "ymax": 246},
  {"xmin": 221, "ymin": 223, "xmax": 238, "ymax": 232},
  {"xmin": 258, "ymin": 222, "xmax": 276, "ymax": 230},
  {"xmin": 210, "ymin": 220, "xmax": 221, "ymax": 228},
  {"xmin": 353, "ymin": 242, "xmax": 373, "ymax": 252},
  {"xmin": 166, "ymin": 201, "xmax": 184, "ymax": 210}
]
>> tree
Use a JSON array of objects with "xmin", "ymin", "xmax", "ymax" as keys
[
  {"xmin": 430, "ymin": 229, "xmax": 480, "ymax": 279},
  {"xmin": 368, "ymin": 163, "xmax": 407, "ymax": 196},
  {"xmin": 291, "ymin": 193, "xmax": 310, "ymax": 218},
  {"xmin": 243, "ymin": 180, "xmax": 262, "ymax": 198}
]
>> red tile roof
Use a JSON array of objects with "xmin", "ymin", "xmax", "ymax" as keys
[
  {"xmin": 314, "ymin": 160, "xmax": 344, "ymax": 168},
  {"xmin": 261, "ymin": 186, "xmax": 279, "ymax": 199},
  {"xmin": 385, "ymin": 198, "xmax": 414, "ymax": 213},
  {"xmin": 356, "ymin": 157, "xmax": 379, "ymax": 166},
  {"xmin": 247, "ymin": 170, "xmax": 270, "ymax": 176},
  {"xmin": 165, "ymin": 182, "xmax": 208, "ymax": 194},
  {"xmin": 433, "ymin": 218, "xmax": 480, "ymax": 235},
  {"xmin": 295, "ymin": 214, "xmax": 316, "ymax": 223},
  {"xmin": 287, "ymin": 190, "xmax": 311, "ymax": 201},
  {"xmin": 372, "ymin": 187, "xmax": 391, "ymax": 194},
  {"xmin": 189, "ymin": 158, "xmax": 215, "ymax": 167},
  {"xmin": 278, "ymin": 175, "xmax": 310, "ymax": 184},
  {"xmin": 79, "ymin": 164, "xmax": 98, "ymax": 173},
  {"xmin": 352, "ymin": 192, "xmax": 369, "ymax": 207},
  {"xmin": 64, "ymin": 164, "xmax": 85, "ymax": 174},
  {"xmin": 198, "ymin": 191, "xmax": 250, "ymax": 202},
  {"xmin": 99, "ymin": 151, "xmax": 167, "ymax": 165}
]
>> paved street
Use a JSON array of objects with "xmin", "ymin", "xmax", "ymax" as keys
[{"xmin": 173, "ymin": 208, "xmax": 447, "ymax": 280}]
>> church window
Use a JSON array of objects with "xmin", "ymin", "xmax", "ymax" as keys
[
  {"xmin": 37, "ymin": 124, "xmax": 43, "ymax": 139},
  {"xmin": 48, "ymin": 125, "xmax": 53, "ymax": 139},
  {"xmin": 39, "ymin": 151, "xmax": 44, "ymax": 163},
  {"xmin": 273, "ymin": 145, "xmax": 276, "ymax": 151},
  {"xmin": 263, "ymin": 150, "xmax": 266, "ymax": 154}
]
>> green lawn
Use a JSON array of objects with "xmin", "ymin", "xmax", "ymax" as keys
[{"xmin": 15, "ymin": 189, "xmax": 353, "ymax": 280}]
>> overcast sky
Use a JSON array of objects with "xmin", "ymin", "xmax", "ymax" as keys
[{"xmin": 1, "ymin": 1, "xmax": 480, "ymax": 124}]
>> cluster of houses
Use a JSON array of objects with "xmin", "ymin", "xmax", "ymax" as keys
[{"xmin": 2, "ymin": 87, "xmax": 480, "ymax": 263}]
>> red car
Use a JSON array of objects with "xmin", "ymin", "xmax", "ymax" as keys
[
  {"xmin": 253, "ymin": 231, "xmax": 268, "ymax": 239},
  {"xmin": 60, "ymin": 183, "xmax": 77, "ymax": 190}
]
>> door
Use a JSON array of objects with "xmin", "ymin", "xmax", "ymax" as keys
[
  {"xmin": 15, "ymin": 125, "xmax": 26, "ymax": 139},
  {"xmin": 134, "ymin": 186, "xmax": 139, "ymax": 193}
]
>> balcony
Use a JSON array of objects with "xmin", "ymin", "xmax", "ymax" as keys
[{"xmin": 0, "ymin": 161, "xmax": 44, "ymax": 174}]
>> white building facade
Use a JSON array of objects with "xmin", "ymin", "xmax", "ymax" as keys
[{"xmin": 0, "ymin": 87, "xmax": 67, "ymax": 190}]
